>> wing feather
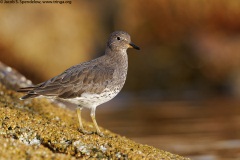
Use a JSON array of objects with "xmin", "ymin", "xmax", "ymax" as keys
[{"xmin": 19, "ymin": 61, "xmax": 115, "ymax": 99}]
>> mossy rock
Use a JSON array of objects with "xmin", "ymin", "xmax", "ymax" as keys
[{"xmin": 0, "ymin": 84, "xmax": 189, "ymax": 159}]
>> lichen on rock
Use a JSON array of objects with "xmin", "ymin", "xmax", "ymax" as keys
[{"xmin": 0, "ymin": 62, "xmax": 189, "ymax": 159}]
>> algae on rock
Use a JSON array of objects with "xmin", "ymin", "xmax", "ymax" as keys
[{"xmin": 0, "ymin": 62, "xmax": 189, "ymax": 159}]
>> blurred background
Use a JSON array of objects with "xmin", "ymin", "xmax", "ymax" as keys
[{"xmin": 1, "ymin": 0, "xmax": 240, "ymax": 159}]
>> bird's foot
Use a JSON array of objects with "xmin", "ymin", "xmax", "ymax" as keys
[
  {"xmin": 78, "ymin": 129, "xmax": 104, "ymax": 137},
  {"xmin": 78, "ymin": 128, "xmax": 93, "ymax": 135},
  {"xmin": 95, "ymin": 131, "xmax": 104, "ymax": 137}
]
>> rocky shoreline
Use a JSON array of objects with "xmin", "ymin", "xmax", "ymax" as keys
[{"xmin": 0, "ymin": 62, "xmax": 189, "ymax": 159}]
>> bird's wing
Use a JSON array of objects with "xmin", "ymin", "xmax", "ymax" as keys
[{"xmin": 20, "ymin": 62, "xmax": 115, "ymax": 99}]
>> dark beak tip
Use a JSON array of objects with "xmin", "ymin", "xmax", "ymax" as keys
[
  {"xmin": 134, "ymin": 45, "xmax": 140, "ymax": 50},
  {"xmin": 130, "ymin": 42, "xmax": 140, "ymax": 50}
]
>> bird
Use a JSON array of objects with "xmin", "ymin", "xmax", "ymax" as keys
[{"xmin": 18, "ymin": 31, "xmax": 140, "ymax": 136}]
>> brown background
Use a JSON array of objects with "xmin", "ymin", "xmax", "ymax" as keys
[{"xmin": 1, "ymin": 1, "xmax": 240, "ymax": 159}]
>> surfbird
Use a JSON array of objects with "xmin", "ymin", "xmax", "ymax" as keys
[{"xmin": 18, "ymin": 31, "xmax": 140, "ymax": 136}]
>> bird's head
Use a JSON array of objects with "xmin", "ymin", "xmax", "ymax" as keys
[{"xmin": 107, "ymin": 31, "xmax": 140, "ymax": 52}]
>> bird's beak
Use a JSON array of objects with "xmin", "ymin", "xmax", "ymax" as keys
[{"xmin": 129, "ymin": 42, "xmax": 140, "ymax": 50}]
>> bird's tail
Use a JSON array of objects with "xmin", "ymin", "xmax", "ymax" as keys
[
  {"xmin": 18, "ymin": 86, "xmax": 39, "ymax": 100},
  {"xmin": 17, "ymin": 86, "xmax": 36, "ymax": 93},
  {"xmin": 20, "ymin": 94, "xmax": 39, "ymax": 100}
]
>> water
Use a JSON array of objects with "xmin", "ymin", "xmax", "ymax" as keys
[{"xmin": 82, "ymin": 97, "xmax": 240, "ymax": 160}]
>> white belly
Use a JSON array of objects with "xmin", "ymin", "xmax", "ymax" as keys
[{"xmin": 66, "ymin": 88, "xmax": 120, "ymax": 109}]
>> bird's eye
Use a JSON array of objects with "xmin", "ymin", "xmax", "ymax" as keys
[{"xmin": 117, "ymin": 37, "xmax": 121, "ymax": 40}]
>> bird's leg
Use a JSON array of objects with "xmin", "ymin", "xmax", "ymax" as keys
[
  {"xmin": 77, "ymin": 107, "xmax": 84, "ymax": 130},
  {"xmin": 91, "ymin": 107, "xmax": 103, "ymax": 136},
  {"xmin": 77, "ymin": 107, "xmax": 92, "ymax": 134}
]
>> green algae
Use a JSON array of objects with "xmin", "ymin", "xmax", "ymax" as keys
[{"xmin": 0, "ymin": 84, "xmax": 189, "ymax": 159}]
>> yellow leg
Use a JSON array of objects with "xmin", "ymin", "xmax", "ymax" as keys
[
  {"xmin": 91, "ymin": 107, "xmax": 103, "ymax": 136},
  {"xmin": 77, "ymin": 107, "xmax": 92, "ymax": 134},
  {"xmin": 77, "ymin": 107, "xmax": 84, "ymax": 131}
]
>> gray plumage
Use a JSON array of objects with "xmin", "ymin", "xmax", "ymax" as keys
[{"xmin": 18, "ymin": 31, "xmax": 140, "ymax": 136}]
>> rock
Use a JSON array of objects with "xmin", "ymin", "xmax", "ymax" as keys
[
  {"xmin": 0, "ymin": 61, "xmax": 32, "ymax": 90},
  {"xmin": 0, "ymin": 62, "xmax": 189, "ymax": 159}
]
